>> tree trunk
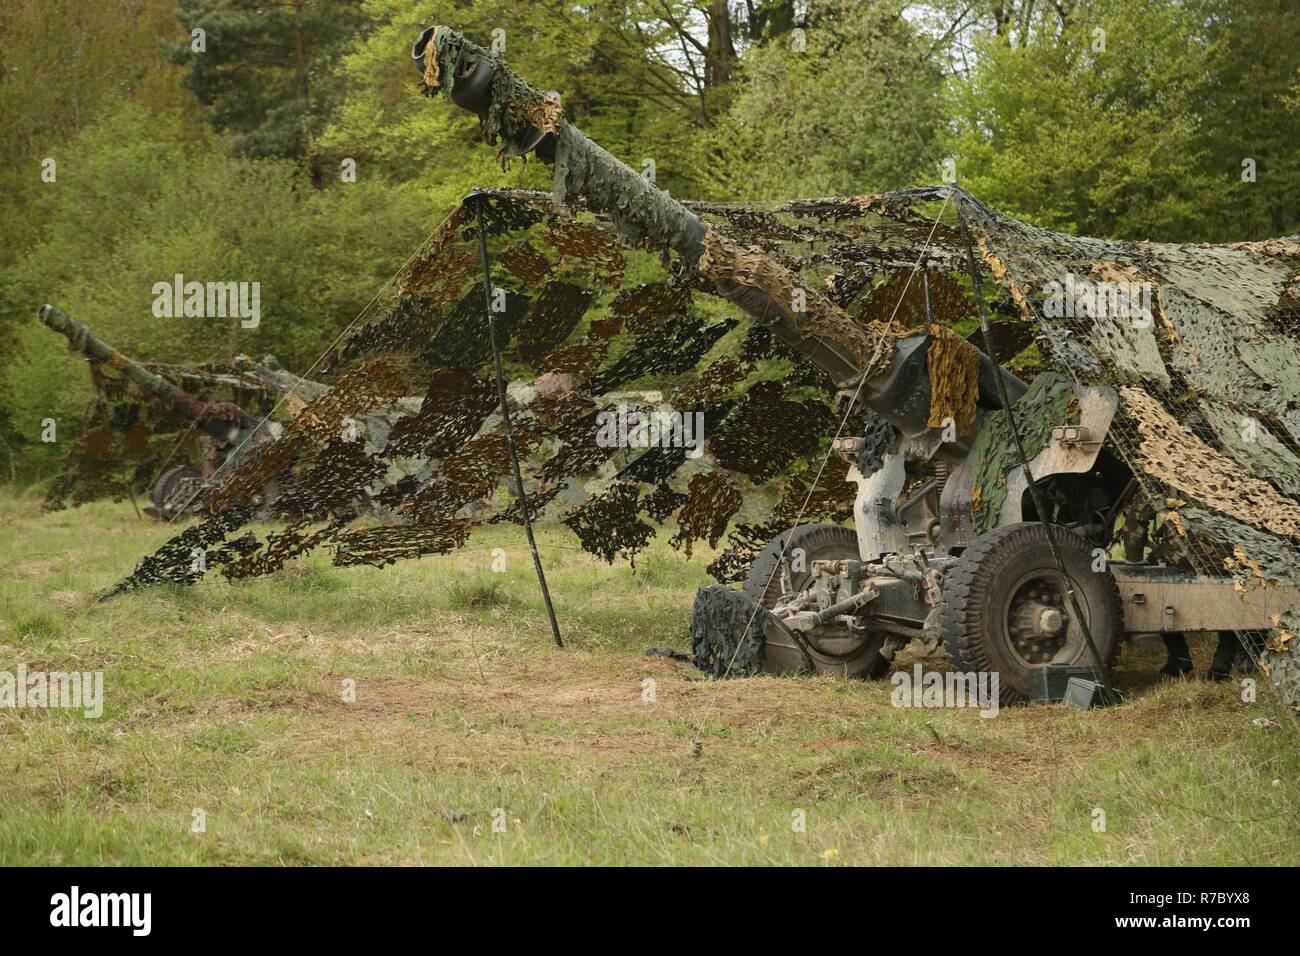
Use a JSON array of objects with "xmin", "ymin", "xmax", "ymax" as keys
[{"xmin": 704, "ymin": 0, "xmax": 736, "ymax": 88}]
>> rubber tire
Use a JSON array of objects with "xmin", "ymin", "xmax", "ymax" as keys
[
  {"xmin": 151, "ymin": 465, "xmax": 203, "ymax": 515},
  {"xmin": 939, "ymin": 522, "xmax": 1121, "ymax": 705},
  {"xmin": 742, "ymin": 523, "xmax": 890, "ymax": 679}
]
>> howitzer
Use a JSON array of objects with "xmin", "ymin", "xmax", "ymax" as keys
[
  {"xmin": 40, "ymin": 304, "xmax": 548, "ymax": 523},
  {"xmin": 415, "ymin": 28, "xmax": 1299, "ymax": 704},
  {"xmin": 39, "ymin": 304, "xmax": 282, "ymax": 519}
]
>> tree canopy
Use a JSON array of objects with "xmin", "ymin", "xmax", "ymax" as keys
[{"xmin": 2, "ymin": 0, "xmax": 1298, "ymax": 477}]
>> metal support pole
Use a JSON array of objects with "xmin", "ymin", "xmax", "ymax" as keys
[{"xmin": 474, "ymin": 198, "xmax": 564, "ymax": 649}]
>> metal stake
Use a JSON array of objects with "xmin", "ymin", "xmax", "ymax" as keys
[{"xmin": 474, "ymin": 197, "xmax": 563, "ymax": 648}]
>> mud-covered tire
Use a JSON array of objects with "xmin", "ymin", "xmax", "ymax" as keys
[
  {"xmin": 150, "ymin": 465, "xmax": 204, "ymax": 517},
  {"xmin": 742, "ymin": 523, "xmax": 890, "ymax": 679},
  {"xmin": 939, "ymin": 522, "xmax": 1121, "ymax": 705}
]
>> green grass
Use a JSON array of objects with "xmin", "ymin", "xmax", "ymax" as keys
[{"xmin": 0, "ymin": 491, "xmax": 1296, "ymax": 865}]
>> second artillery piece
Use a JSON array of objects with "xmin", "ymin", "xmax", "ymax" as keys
[
  {"xmin": 38, "ymin": 304, "xmax": 285, "ymax": 519},
  {"xmin": 40, "ymin": 303, "xmax": 556, "ymax": 524}
]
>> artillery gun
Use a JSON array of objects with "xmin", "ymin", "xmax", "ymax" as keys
[
  {"xmin": 38, "ymin": 305, "xmax": 284, "ymax": 519},
  {"xmin": 40, "ymin": 304, "xmax": 567, "ymax": 525},
  {"xmin": 413, "ymin": 27, "xmax": 1300, "ymax": 702},
  {"xmin": 412, "ymin": 28, "xmax": 1300, "ymax": 704}
]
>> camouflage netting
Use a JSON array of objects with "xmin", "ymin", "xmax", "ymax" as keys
[
  {"xmin": 690, "ymin": 584, "xmax": 772, "ymax": 678},
  {"xmin": 968, "ymin": 371, "xmax": 1080, "ymax": 533},
  {"xmin": 101, "ymin": 182, "xmax": 1300, "ymax": 706},
  {"xmin": 109, "ymin": 187, "xmax": 949, "ymax": 597},
  {"xmin": 959, "ymin": 191, "xmax": 1300, "ymax": 708}
]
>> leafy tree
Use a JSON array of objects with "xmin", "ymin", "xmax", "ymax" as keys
[
  {"xmin": 165, "ymin": 0, "xmax": 372, "ymax": 187},
  {"xmin": 1191, "ymin": 0, "xmax": 1300, "ymax": 240},
  {"xmin": 946, "ymin": 0, "xmax": 1217, "ymax": 241},
  {"xmin": 1, "ymin": 104, "xmax": 439, "ymax": 476},
  {"xmin": 0, "ymin": 0, "xmax": 191, "ymax": 280},
  {"xmin": 0, "ymin": 1, "xmax": 196, "ymax": 476},
  {"xmin": 701, "ymin": 0, "xmax": 948, "ymax": 200}
]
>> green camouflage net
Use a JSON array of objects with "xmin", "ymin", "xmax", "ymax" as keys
[
  {"xmin": 961, "ymin": 191, "xmax": 1300, "ymax": 707},
  {"xmin": 969, "ymin": 371, "xmax": 1080, "ymax": 533},
  {"xmin": 96, "ymin": 183, "xmax": 1300, "ymax": 708}
]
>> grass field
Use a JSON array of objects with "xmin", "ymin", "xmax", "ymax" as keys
[{"xmin": 1, "ymin": 491, "xmax": 1296, "ymax": 865}]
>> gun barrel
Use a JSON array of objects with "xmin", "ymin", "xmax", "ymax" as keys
[
  {"xmin": 413, "ymin": 28, "xmax": 1025, "ymax": 439},
  {"xmin": 412, "ymin": 28, "xmax": 869, "ymax": 380},
  {"xmin": 37, "ymin": 304, "xmax": 250, "ymax": 444}
]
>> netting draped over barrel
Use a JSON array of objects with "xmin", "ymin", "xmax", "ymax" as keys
[
  {"xmin": 104, "ymin": 185, "xmax": 1300, "ymax": 696},
  {"xmin": 111, "ymin": 188, "xmax": 962, "ymax": 593}
]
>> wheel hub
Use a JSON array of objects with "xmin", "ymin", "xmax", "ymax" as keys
[
  {"xmin": 1034, "ymin": 606, "xmax": 1065, "ymax": 636},
  {"xmin": 1006, "ymin": 575, "xmax": 1073, "ymax": 664}
]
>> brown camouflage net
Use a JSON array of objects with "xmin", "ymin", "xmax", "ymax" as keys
[
  {"xmin": 112, "ymin": 188, "xmax": 940, "ymax": 594},
  {"xmin": 1121, "ymin": 386, "xmax": 1300, "ymax": 539},
  {"xmin": 695, "ymin": 226, "xmax": 895, "ymax": 377},
  {"xmin": 99, "ymin": 185, "xmax": 1300, "ymax": 708},
  {"xmin": 922, "ymin": 323, "xmax": 981, "ymax": 435},
  {"xmin": 672, "ymin": 472, "xmax": 744, "ymax": 558}
]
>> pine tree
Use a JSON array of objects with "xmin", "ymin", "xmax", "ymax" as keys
[{"xmin": 165, "ymin": 0, "xmax": 370, "ymax": 188}]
